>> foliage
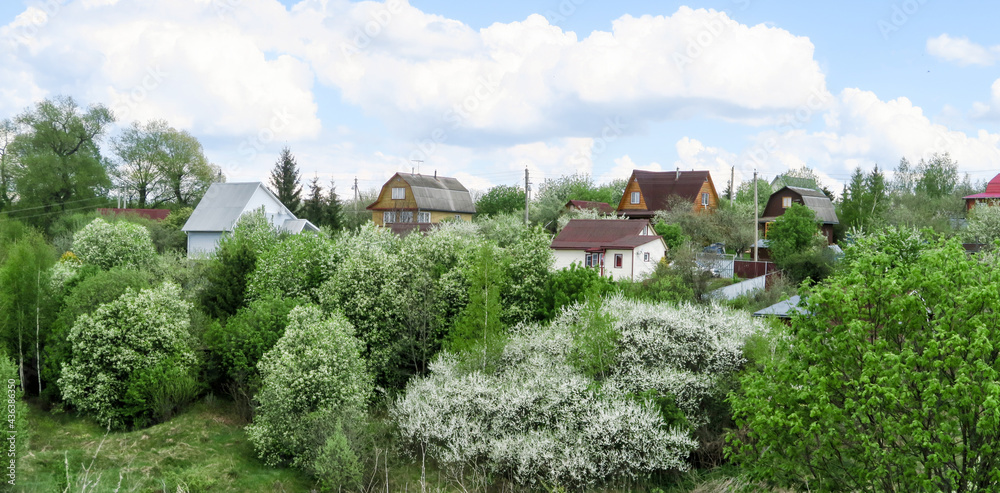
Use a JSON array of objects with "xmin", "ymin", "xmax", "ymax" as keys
[
  {"xmin": 394, "ymin": 296, "xmax": 764, "ymax": 488},
  {"xmin": 246, "ymin": 232, "xmax": 337, "ymax": 304},
  {"xmin": 268, "ymin": 146, "xmax": 302, "ymax": 215},
  {"xmin": 199, "ymin": 210, "xmax": 279, "ymax": 319},
  {"xmin": 530, "ymin": 173, "xmax": 623, "ymax": 231},
  {"xmin": 111, "ymin": 120, "xmax": 215, "ymax": 208},
  {"xmin": 914, "ymin": 152, "xmax": 959, "ymax": 199},
  {"xmin": 301, "ymin": 176, "xmax": 344, "ymax": 231},
  {"xmin": 59, "ymin": 283, "xmax": 198, "ymax": 429},
  {"xmin": 0, "ymin": 119, "xmax": 16, "ymax": 213},
  {"xmin": 246, "ymin": 306, "xmax": 371, "ymax": 471},
  {"xmin": 962, "ymin": 203, "xmax": 1000, "ymax": 244},
  {"xmin": 888, "ymin": 155, "xmax": 967, "ymax": 234},
  {"xmin": 734, "ymin": 178, "xmax": 772, "ymax": 216},
  {"xmin": 476, "ymin": 184, "xmax": 526, "ymax": 216},
  {"xmin": 0, "ymin": 352, "xmax": 28, "ymax": 481},
  {"xmin": 0, "ymin": 231, "xmax": 56, "ymax": 395},
  {"xmin": 447, "ymin": 242, "xmax": 509, "ymax": 353},
  {"xmin": 730, "ymin": 229, "xmax": 1000, "ymax": 492},
  {"xmin": 154, "ymin": 126, "xmax": 220, "ymax": 206},
  {"xmin": 713, "ymin": 200, "xmax": 757, "ymax": 256},
  {"xmin": 837, "ymin": 165, "xmax": 888, "ymax": 235},
  {"xmin": 8, "ymin": 96, "xmax": 114, "ymax": 229},
  {"xmin": 616, "ymin": 258, "xmax": 697, "ymax": 304},
  {"xmin": 44, "ymin": 266, "xmax": 154, "ymax": 402},
  {"xmin": 539, "ymin": 263, "xmax": 613, "ymax": 320},
  {"xmin": 498, "ymin": 224, "xmax": 552, "ymax": 325},
  {"xmin": 654, "ymin": 221, "xmax": 690, "ymax": 251},
  {"xmin": 765, "ymin": 203, "xmax": 818, "ymax": 264},
  {"xmin": 72, "ymin": 217, "xmax": 157, "ymax": 271},
  {"xmin": 654, "ymin": 196, "xmax": 721, "ymax": 246},
  {"xmin": 310, "ymin": 420, "xmax": 362, "ymax": 491}
]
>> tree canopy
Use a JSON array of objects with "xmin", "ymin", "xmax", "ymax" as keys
[{"xmin": 269, "ymin": 147, "xmax": 302, "ymax": 215}]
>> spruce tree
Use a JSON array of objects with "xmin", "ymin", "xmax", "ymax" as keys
[
  {"xmin": 324, "ymin": 180, "xmax": 343, "ymax": 231},
  {"xmin": 301, "ymin": 175, "xmax": 324, "ymax": 227},
  {"xmin": 269, "ymin": 147, "xmax": 302, "ymax": 214}
]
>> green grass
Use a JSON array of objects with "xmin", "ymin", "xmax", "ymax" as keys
[{"xmin": 19, "ymin": 397, "xmax": 314, "ymax": 492}]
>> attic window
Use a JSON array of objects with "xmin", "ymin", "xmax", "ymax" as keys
[
  {"xmin": 782, "ymin": 196, "xmax": 792, "ymax": 208},
  {"xmin": 391, "ymin": 187, "xmax": 405, "ymax": 200},
  {"xmin": 701, "ymin": 193, "xmax": 709, "ymax": 206},
  {"xmin": 630, "ymin": 191, "xmax": 640, "ymax": 204}
]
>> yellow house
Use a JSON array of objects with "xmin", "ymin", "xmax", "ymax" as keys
[
  {"xmin": 367, "ymin": 172, "xmax": 476, "ymax": 228},
  {"xmin": 616, "ymin": 169, "xmax": 719, "ymax": 219}
]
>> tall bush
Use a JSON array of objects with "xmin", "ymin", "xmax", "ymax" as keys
[
  {"xmin": 59, "ymin": 283, "xmax": 199, "ymax": 429},
  {"xmin": 71, "ymin": 218, "xmax": 156, "ymax": 270}
]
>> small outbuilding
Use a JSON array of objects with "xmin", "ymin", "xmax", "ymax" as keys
[{"xmin": 550, "ymin": 219, "xmax": 666, "ymax": 280}]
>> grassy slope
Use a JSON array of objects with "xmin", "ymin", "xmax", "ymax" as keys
[{"xmin": 19, "ymin": 399, "xmax": 314, "ymax": 492}]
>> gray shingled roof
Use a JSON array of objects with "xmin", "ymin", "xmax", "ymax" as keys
[
  {"xmin": 281, "ymin": 219, "xmax": 320, "ymax": 234},
  {"xmin": 786, "ymin": 186, "xmax": 839, "ymax": 224},
  {"xmin": 399, "ymin": 174, "xmax": 477, "ymax": 214}
]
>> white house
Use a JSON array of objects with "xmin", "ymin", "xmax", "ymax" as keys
[
  {"xmin": 550, "ymin": 219, "xmax": 667, "ymax": 280},
  {"xmin": 181, "ymin": 182, "xmax": 319, "ymax": 257}
]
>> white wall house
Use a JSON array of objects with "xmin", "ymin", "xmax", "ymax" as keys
[
  {"xmin": 550, "ymin": 219, "xmax": 666, "ymax": 280},
  {"xmin": 182, "ymin": 182, "xmax": 319, "ymax": 257}
]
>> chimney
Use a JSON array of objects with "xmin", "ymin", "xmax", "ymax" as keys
[{"xmin": 434, "ymin": 170, "xmax": 437, "ymax": 179}]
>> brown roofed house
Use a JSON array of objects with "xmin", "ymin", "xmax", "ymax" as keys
[
  {"xmin": 367, "ymin": 172, "xmax": 476, "ymax": 233},
  {"xmin": 550, "ymin": 219, "xmax": 666, "ymax": 280},
  {"xmin": 759, "ymin": 186, "xmax": 839, "ymax": 245},
  {"xmin": 616, "ymin": 170, "xmax": 719, "ymax": 219}
]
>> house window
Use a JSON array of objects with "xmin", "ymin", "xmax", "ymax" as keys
[
  {"xmin": 399, "ymin": 211, "xmax": 414, "ymax": 223},
  {"xmin": 383, "ymin": 211, "xmax": 396, "ymax": 224},
  {"xmin": 614, "ymin": 254, "xmax": 623, "ymax": 268},
  {"xmin": 417, "ymin": 212, "xmax": 430, "ymax": 223},
  {"xmin": 702, "ymin": 193, "xmax": 709, "ymax": 207},
  {"xmin": 644, "ymin": 252, "xmax": 650, "ymax": 262},
  {"xmin": 630, "ymin": 191, "xmax": 640, "ymax": 204},
  {"xmin": 782, "ymin": 196, "xmax": 792, "ymax": 208},
  {"xmin": 391, "ymin": 187, "xmax": 405, "ymax": 200},
  {"xmin": 585, "ymin": 252, "xmax": 604, "ymax": 268},
  {"xmin": 454, "ymin": 214, "xmax": 461, "ymax": 220}
]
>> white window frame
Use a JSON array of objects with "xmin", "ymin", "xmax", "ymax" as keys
[
  {"xmin": 454, "ymin": 214, "xmax": 461, "ymax": 220},
  {"xmin": 417, "ymin": 211, "xmax": 430, "ymax": 223},
  {"xmin": 382, "ymin": 211, "xmax": 396, "ymax": 224},
  {"xmin": 399, "ymin": 211, "xmax": 414, "ymax": 223},
  {"xmin": 391, "ymin": 187, "xmax": 405, "ymax": 200},
  {"xmin": 702, "ymin": 192, "xmax": 709, "ymax": 206},
  {"xmin": 782, "ymin": 196, "xmax": 792, "ymax": 208},
  {"xmin": 614, "ymin": 253, "xmax": 623, "ymax": 268},
  {"xmin": 644, "ymin": 252, "xmax": 650, "ymax": 262},
  {"xmin": 630, "ymin": 191, "xmax": 640, "ymax": 204}
]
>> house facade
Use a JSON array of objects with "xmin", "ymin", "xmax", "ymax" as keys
[
  {"xmin": 759, "ymin": 186, "xmax": 839, "ymax": 244},
  {"xmin": 616, "ymin": 170, "xmax": 719, "ymax": 219},
  {"xmin": 550, "ymin": 219, "xmax": 666, "ymax": 280},
  {"xmin": 963, "ymin": 172, "xmax": 1000, "ymax": 211},
  {"xmin": 367, "ymin": 172, "xmax": 476, "ymax": 228},
  {"xmin": 181, "ymin": 182, "xmax": 319, "ymax": 257}
]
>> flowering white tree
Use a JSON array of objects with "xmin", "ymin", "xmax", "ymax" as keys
[
  {"xmin": 71, "ymin": 217, "xmax": 156, "ymax": 270},
  {"xmin": 59, "ymin": 282, "xmax": 197, "ymax": 429}
]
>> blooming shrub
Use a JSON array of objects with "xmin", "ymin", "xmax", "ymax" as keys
[
  {"xmin": 71, "ymin": 218, "xmax": 156, "ymax": 270},
  {"xmin": 393, "ymin": 296, "xmax": 763, "ymax": 488},
  {"xmin": 246, "ymin": 305, "xmax": 371, "ymax": 469},
  {"xmin": 49, "ymin": 251, "xmax": 82, "ymax": 292},
  {"xmin": 245, "ymin": 232, "xmax": 338, "ymax": 304},
  {"xmin": 59, "ymin": 283, "xmax": 198, "ymax": 429}
]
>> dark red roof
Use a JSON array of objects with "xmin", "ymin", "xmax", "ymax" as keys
[
  {"xmin": 551, "ymin": 219, "xmax": 662, "ymax": 250},
  {"xmin": 629, "ymin": 170, "xmax": 712, "ymax": 214},
  {"xmin": 565, "ymin": 200, "xmax": 614, "ymax": 214},
  {"xmin": 97, "ymin": 208, "xmax": 171, "ymax": 221},
  {"xmin": 965, "ymin": 173, "xmax": 1000, "ymax": 200}
]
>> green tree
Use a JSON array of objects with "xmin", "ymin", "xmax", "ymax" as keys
[
  {"xmin": 268, "ymin": 146, "xmax": 302, "ymax": 214},
  {"xmin": 71, "ymin": 218, "xmax": 157, "ymax": 271},
  {"xmin": 199, "ymin": 210, "xmax": 279, "ymax": 319},
  {"xmin": 59, "ymin": 282, "xmax": 198, "ymax": 429},
  {"xmin": 0, "ymin": 119, "xmax": 17, "ymax": 213},
  {"xmin": 0, "ymin": 232, "xmax": 56, "ymax": 394},
  {"xmin": 837, "ymin": 165, "xmax": 888, "ymax": 234},
  {"xmin": 10, "ymin": 96, "xmax": 114, "ymax": 227},
  {"xmin": 246, "ymin": 306, "xmax": 371, "ymax": 470},
  {"xmin": 734, "ymin": 178, "xmax": 773, "ymax": 216},
  {"xmin": 476, "ymin": 184, "xmax": 525, "ymax": 216},
  {"xmin": 447, "ymin": 242, "xmax": 508, "ymax": 353},
  {"xmin": 111, "ymin": 120, "xmax": 167, "ymax": 208},
  {"xmin": 324, "ymin": 180, "xmax": 343, "ymax": 231},
  {"xmin": 766, "ymin": 203, "xmax": 818, "ymax": 264},
  {"xmin": 963, "ymin": 204, "xmax": 1000, "ymax": 244},
  {"xmin": 158, "ymin": 128, "xmax": 219, "ymax": 206},
  {"xmin": 730, "ymin": 229, "xmax": 1000, "ymax": 491},
  {"xmin": 300, "ymin": 175, "xmax": 324, "ymax": 227},
  {"xmin": 914, "ymin": 152, "xmax": 958, "ymax": 199},
  {"xmin": 653, "ymin": 221, "xmax": 690, "ymax": 251}
]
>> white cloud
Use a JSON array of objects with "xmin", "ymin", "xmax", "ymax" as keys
[
  {"xmin": 597, "ymin": 155, "xmax": 662, "ymax": 184},
  {"xmin": 927, "ymin": 34, "xmax": 1000, "ymax": 66},
  {"xmin": 971, "ymin": 78, "xmax": 1000, "ymax": 121}
]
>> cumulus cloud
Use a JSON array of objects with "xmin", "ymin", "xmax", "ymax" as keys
[{"xmin": 927, "ymin": 34, "xmax": 1000, "ymax": 66}]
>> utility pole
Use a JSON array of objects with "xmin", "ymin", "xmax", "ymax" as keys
[
  {"xmin": 753, "ymin": 169, "xmax": 759, "ymax": 262},
  {"xmin": 524, "ymin": 167, "xmax": 531, "ymax": 226},
  {"xmin": 353, "ymin": 177, "xmax": 359, "ymax": 216}
]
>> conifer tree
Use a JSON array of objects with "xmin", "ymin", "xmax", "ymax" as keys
[
  {"xmin": 301, "ymin": 175, "xmax": 324, "ymax": 227},
  {"xmin": 268, "ymin": 147, "xmax": 302, "ymax": 214},
  {"xmin": 324, "ymin": 180, "xmax": 343, "ymax": 231}
]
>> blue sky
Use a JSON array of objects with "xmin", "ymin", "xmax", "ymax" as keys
[{"xmin": 2, "ymin": 0, "xmax": 999, "ymax": 196}]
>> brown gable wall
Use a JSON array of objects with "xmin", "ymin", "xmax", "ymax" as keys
[
  {"xmin": 617, "ymin": 176, "xmax": 648, "ymax": 211},
  {"xmin": 370, "ymin": 175, "xmax": 417, "ymax": 225},
  {"xmin": 690, "ymin": 177, "xmax": 719, "ymax": 212},
  {"xmin": 762, "ymin": 189, "xmax": 803, "ymax": 218}
]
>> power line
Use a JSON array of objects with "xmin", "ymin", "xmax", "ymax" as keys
[{"xmin": 0, "ymin": 196, "xmax": 106, "ymax": 216}]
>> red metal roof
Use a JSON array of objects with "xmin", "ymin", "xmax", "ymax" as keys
[
  {"xmin": 97, "ymin": 208, "xmax": 171, "ymax": 221},
  {"xmin": 551, "ymin": 219, "xmax": 662, "ymax": 250},
  {"xmin": 565, "ymin": 200, "xmax": 614, "ymax": 214},
  {"xmin": 627, "ymin": 170, "xmax": 712, "ymax": 213},
  {"xmin": 965, "ymin": 173, "xmax": 1000, "ymax": 199}
]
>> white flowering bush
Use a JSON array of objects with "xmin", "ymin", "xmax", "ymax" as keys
[
  {"xmin": 246, "ymin": 232, "xmax": 338, "ymax": 304},
  {"xmin": 246, "ymin": 305, "xmax": 371, "ymax": 470},
  {"xmin": 48, "ymin": 251, "xmax": 82, "ymax": 292},
  {"xmin": 393, "ymin": 295, "xmax": 765, "ymax": 487},
  {"xmin": 71, "ymin": 218, "xmax": 156, "ymax": 270},
  {"xmin": 59, "ymin": 282, "xmax": 198, "ymax": 429}
]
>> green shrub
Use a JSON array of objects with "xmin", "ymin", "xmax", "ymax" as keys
[
  {"xmin": 59, "ymin": 282, "xmax": 198, "ymax": 429},
  {"xmin": 246, "ymin": 306, "xmax": 371, "ymax": 469},
  {"xmin": 71, "ymin": 217, "xmax": 156, "ymax": 270},
  {"xmin": 246, "ymin": 232, "xmax": 337, "ymax": 304},
  {"xmin": 310, "ymin": 420, "xmax": 363, "ymax": 492},
  {"xmin": 540, "ymin": 263, "xmax": 612, "ymax": 320}
]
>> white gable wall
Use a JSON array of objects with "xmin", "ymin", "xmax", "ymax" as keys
[
  {"xmin": 187, "ymin": 232, "xmax": 223, "ymax": 258},
  {"xmin": 241, "ymin": 186, "xmax": 296, "ymax": 230}
]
